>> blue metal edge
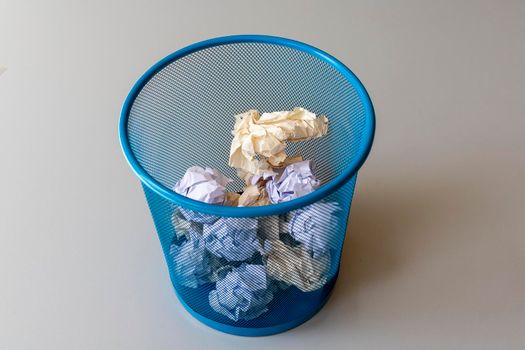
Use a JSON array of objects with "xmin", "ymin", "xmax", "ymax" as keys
[{"xmin": 119, "ymin": 34, "xmax": 376, "ymax": 218}]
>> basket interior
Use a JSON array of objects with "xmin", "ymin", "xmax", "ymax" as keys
[{"xmin": 127, "ymin": 42, "xmax": 367, "ymax": 195}]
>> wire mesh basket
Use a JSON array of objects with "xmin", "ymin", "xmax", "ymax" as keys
[{"xmin": 119, "ymin": 35, "xmax": 375, "ymax": 336}]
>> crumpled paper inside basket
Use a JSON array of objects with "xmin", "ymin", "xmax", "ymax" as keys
[
  {"xmin": 266, "ymin": 160, "xmax": 320, "ymax": 203},
  {"xmin": 229, "ymin": 108, "xmax": 328, "ymax": 174},
  {"xmin": 288, "ymin": 201, "xmax": 342, "ymax": 258},
  {"xmin": 264, "ymin": 240, "xmax": 330, "ymax": 292},
  {"xmin": 208, "ymin": 264, "xmax": 273, "ymax": 321},
  {"xmin": 203, "ymin": 217, "xmax": 261, "ymax": 261},
  {"xmin": 173, "ymin": 166, "xmax": 232, "ymax": 204}
]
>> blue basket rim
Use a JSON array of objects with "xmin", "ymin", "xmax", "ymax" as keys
[{"xmin": 119, "ymin": 34, "xmax": 375, "ymax": 217}]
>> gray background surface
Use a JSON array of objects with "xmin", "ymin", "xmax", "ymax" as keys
[{"xmin": 1, "ymin": 1, "xmax": 524, "ymax": 349}]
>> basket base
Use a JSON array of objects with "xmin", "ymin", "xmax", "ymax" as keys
[{"xmin": 172, "ymin": 274, "xmax": 338, "ymax": 337}]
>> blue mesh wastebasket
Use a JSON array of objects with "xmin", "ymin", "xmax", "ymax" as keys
[{"xmin": 119, "ymin": 35, "xmax": 375, "ymax": 336}]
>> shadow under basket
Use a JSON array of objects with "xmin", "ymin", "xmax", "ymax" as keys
[{"xmin": 119, "ymin": 35, "xmax": 375, "ymax": 336}]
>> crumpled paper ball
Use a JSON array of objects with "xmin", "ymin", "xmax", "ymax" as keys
[
  {"xmin": 173, "ymin": 166, "xmax": 232, "ymax": 204},
  {"xmin": 236, "ymin": 169, "xmax": 277, "ymax": 207},
  {"xmin": 288, "ymin": 201, "xmax": 342, "ymax": 258},
  {"xmin": 237, "ymin": 184, "xmax": 272, "ymax": 207},
  {"xmin": 178, "ymin": 207, "xmax": 219, "ymax": 224},
  {"xmin": 224, "ymin": 192, "xmax": 241, "ymax": 206},
  {"xmin": 173, "ymin": 166, "xmax": 232, "ymax": 223},
  {"xmin": 203, "ymin": 217, "xmax": 261, "ymax": 261},
  {"xmin": 169, "ymin": 228, "xmax": 212, "ymax": 288},
  {"xmin": 266, "ymin": 160, "xmax": 320, "ymax": 203},
  {"xmin": 171, "ymin": 208, "xmax": 202, "ymax": 240},
  {"xmin": 264, "ymin": 240, "xmax": 330, "ymax": 292},
  {"xmin": 257, "ymin": 215, "xmax": 282, "ymax": 243},
  {"xmin": 208, "ymin": 264, "xmax": 273, "ymax": 321},
  {"xmin": 229, "ymin": 108, "xmax": 328, "ymax": 174}
]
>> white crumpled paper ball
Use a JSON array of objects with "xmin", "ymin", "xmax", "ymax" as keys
[
  {"xmin": 170, "ymin": 228, "xmax": 212, "ymax": 288},
  {"xmin": 266, "ymin": 160, "xmax": 321, "ymax": 203},
  {"xmin": 208, "ymin": 264, "xmax": 273, "ymax": 321},
  {"xmin": 173, "ymin": 166, "xmax": 232, "ymax": 204},
  {"xmin": 203, "ymin": 217, "xmax": 261, "ymax": 261},
  {"xmin": 288, "ymin": 201, "xmax": 341, "ymax": 258}
]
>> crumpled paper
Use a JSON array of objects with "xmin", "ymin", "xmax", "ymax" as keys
[
  {"xmin": 266, "ymin": 160, "xmax": 320, "ymax": 203},
  {"xmin": 171, "ymin": 209, "xmax": 193, "ymax": 239},
  {"xmin": 179, "ymin": 207, "xmax": 219, "ymax": 225},
  {"xmin": 264, "ymin": 240, "xmax": 330, "ymax": 292},
  {"xmin": 229, "ymin": 108, "xmax": 328, "ymax": 174},
  {"xmin": 288, "ymin": 201, "xmax": 341, "ymax": 258},
  {"xmin": 203, "ymin": 217, "xmax": 261, "ymax": 261},
  {"xmin": 170, "ymin": 228, "xmax": 212, "ymax": 288},
  {"xmin": 236, "ymin": 156, "xmax": 302, "ymax": 187},
  {"xmin": 237, "ymin": 184, "xmax": 272, "ymax": 207},
  {"xmin": 257, "ymin": 215, "xmax": 282, "ymax": 243},
  {"xmin": 173, "ymin": 166, "xmax": 232, "ymax": 204},
  {"xmin": 171, "ymin": 208, "xmax": 206, "ymax": 240},
  {"xmin": 224, "ymin": 192, "xmax": 241, "ymax": 206},
  {"xmin": 236, "ymin": 168, "xmax": 278, "ymax": 207},
  {"xmin": 173, "ymin": 167, "xmax": 233, "ymax": 222},
  {"xmin": 208, "ymin": 264, "xmax": 273, "ymax": 321},
  {"xmin": 245, "ymin": 168, "xmax": 278, "ymax": 186}
]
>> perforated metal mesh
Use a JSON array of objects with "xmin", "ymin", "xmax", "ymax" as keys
[
  {"xmin": 123, "ymin": 38, "xmax": 372, "ymax": 334},
  {"xmin": 127, "ymin": 42, "xmax": 366, "ymax": 192},
  {"xmin": 143, "ymin": 175, "xmax": 356, "ymax": 329}
]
